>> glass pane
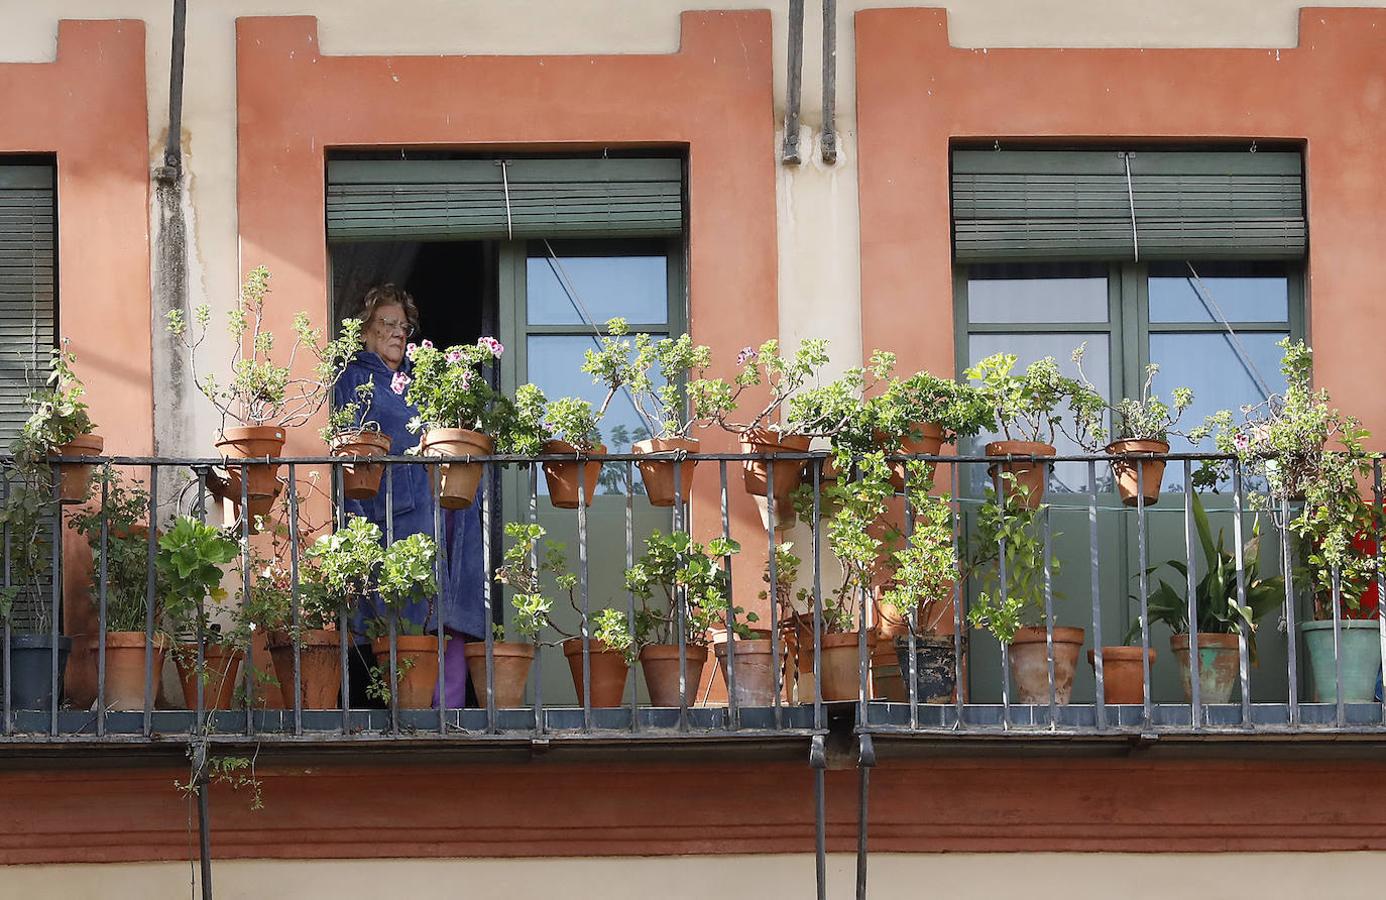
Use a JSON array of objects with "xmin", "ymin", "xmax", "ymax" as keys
[
  {"xmin": 527, "ymin": 254, "xmax": 668, "ymax": 326},
  {"xmin": 1149, "ymin": 331, "xmax": 1289, "ymax": 488},
  {"xmin": 965, "ymin": 332, "xmax": 1110, "ymax": 495},
  {"xmin": 968, "ymin": 265, "xmax": 1108, "ymax": 324},
  {"xmin": 1148, "ymin": 271, "xmax": 1289, "ymax": 324},
  {"xmin": 527, "ymin": 334, "xmax": 667, "ymax": 495}
]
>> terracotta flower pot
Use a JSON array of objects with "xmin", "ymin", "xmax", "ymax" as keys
[
  {"xmin": 873, "ymin": 583, "xmax": 956, "ymax": 641},
  {"xmin": 872, "ymin": 640, "xmax": 904, "ymax": 702},
  {"xmin": 269, "ymin": 629, "xmax": 344, "ymax": 710},
  {"xmin": 632, "ymin": 437, "xmax": 699, "ymax": 508},
  {"xmin": 1087, "ymin": 645, "xmax": 1156, "ymax": 705},
  {"xmin": 563, "ymin": 637, "xmax": 631, "ymax": 708},
  {"xmin": 420, "ymin": 428, "xmax": 492, "ymax": 510},
  {"xmin": 752, "ymin": 492, "xmax": 799, "ymax": 533},
  {"xmin": 330, "ymin": 429, "xmax": 393, "ymax": 501},
  {"xmin": 371, "ymin": 634, "xmax": 447, "ymax": 708},
  {"xmin": 1303, "ymin": 620, "xmax": 1385, "ymax": 703},
  {"xmin": 222, "ymin": 469, "xmax": 282, "ymax": 534},
  {"xmin": 740, "ymin": 429, "xmax": 811, "ymax": 501},
  {"xmin": 639, "ymin": 643, "xmax": 709, "ymax": 707},
  {"xmin": 1008, "ymin": 625, "xmax": 1084, "ymax": 704},
  {"xmin": 1171, "ymin": 632, "xmax": 1241, "ymax": 704},
  {"xmin": 879, "ymin": 423, "xmax": 945, "ymax": 492},
  {"xmin": 985, "ymin": 440, "xmax": 1056, "ymax": 510},
  {"xmin": 94, "ymin": 632, "xmax": 168, "ymax": 712},
  {"xmin": 55, "ymin": 432, "xmax": 103, "ymax": 503},
  {"xmin": 819, "ymin": 631, "xmax": 870, "ymax": 701},
  {"xmin": 1107, "ymin": 439, "xmax": 1168, "ymax": 507},
  {"xmin": 464, "ymin": 641, "xmax": 535, "ymax": 708},
  {"xmin": 894, "ymin": 634, "xmax": 961, "ymax": 704},
  {"xmin": 713, "ymin": 637, "xmax": 784, "ymax": 708},
  {"xmin": 215, "ymin": 425, "xmax": 286, "ymax": 500},
  {"xmin": 541, "ymin": 440, "xmax": 605, "ymax": 509},
  {"xmin": 175, "ymin": 642, "xmax": 245, "ymax": 711}
]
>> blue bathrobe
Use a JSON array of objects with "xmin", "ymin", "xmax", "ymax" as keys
[{"xmin": 334, "ymin": 351, "xmax": 486, "ymax": 641}]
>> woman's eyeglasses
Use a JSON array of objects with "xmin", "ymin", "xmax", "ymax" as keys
[{"xmin": 374, "ymin": 316, "xmax": 416, "ymax": 338}]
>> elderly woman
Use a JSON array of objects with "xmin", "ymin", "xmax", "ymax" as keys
[{"xmin": 334, "ymin": 284, "xmax": 484, "ymax": 708}]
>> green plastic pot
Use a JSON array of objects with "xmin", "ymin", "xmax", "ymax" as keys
[{"xmin": 1303, "ymin": 620, "xmax": 1383, "ymax": 703}]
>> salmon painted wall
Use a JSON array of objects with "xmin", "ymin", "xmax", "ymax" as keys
[{"xmin": 857, "ymin": 6, "xmax": 1386, "ymax": 446}]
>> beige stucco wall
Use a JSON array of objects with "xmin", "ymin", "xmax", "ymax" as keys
[
  {"xmin": 0, "ymin": 0, "xmax": 1382, "ymax": 449},
  {"xmin": 6, "ymin": 852, "xmax": 1386, "ymax": 898}
]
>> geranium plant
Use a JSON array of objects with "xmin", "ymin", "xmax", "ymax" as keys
[
  {"xmin": 880, "ymin": 462, "xmax": 961, "ymax": 639},
  {"xmin": 690, "ymin": 338, "xmax": 831, "ymax": 435},
  {"xmin": 625, "ymin": 530, "xmax": 744, "ymax": 645},
  {"xmin": 580, "ymin": 318, "xmax": 713, "ymax": 442},
  {"xmin": 965, "ymin": 476, "xmax": 1059, "ymax": 643},
  {"xmin": 321, "ymin": 378, "xmax": 379, "ymax": 443},
  {"xmin": 166, "ymin": 266, "xmax": 363, "ymax": 430},
  {"xmin": 373, "ymin": 532, "xmax": 439, "ymax": 637},
  {"xmin": 400, "ymin": 337, "xmax": 512, "ymax": 437},
  {"xmin": 965, "ymin": 352, "xmax": 1101, "ymax": 447},
  {"xmin": 69, "ymin": 468, "xmax": 167, "ymax": 633},
  {"xmin": 544, "ymin": 396, "xmax": 603, "ymax": 453},
  {"xmin": 19, "ymin": 340, "xmax": 96, "ymax": 455},
  {"xmin": 1072, "ymin": 344, "xmax": 1194, "ymax": 446}
]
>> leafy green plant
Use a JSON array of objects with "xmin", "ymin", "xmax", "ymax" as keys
[
  {"xmin": 505, "ymin": 382, "xmax": 550, "ymax": 457},
  {"xmin": 690, "ymin": 338, "xmax": 831, "ymax": 435},
  {"xmin": 625, "ymin": 530, "xmax": 744, "ymax": 646},
  {"xmin": 1072, "ymin": 343, "xmax": 1193, "ymax": 446},
  {"xmin": 881, "ymin": 462, "xmax": 960, "ymax": 638},
  {"xmin": 591, "ymin": 608, "xmax": 636, "ymax": 666},
  {"xmin": 872, "ymin": 367, "xmax": 994, "ymax": 446},
  {"xmin": 759, "ymin": 541, "xmax": 809, "ymax": 628},
  {"xmin": 321, "ymin": 378, "xmax": 379, "ymax": 443},
  {"xmin": 398, "ymin": 336, "xmax": 512, "ymax": 437},
  {"xmin": 1191, "ymin": 339, "xmax": 1377, "ymax": 614},
  {"xmin": 68, "ymin": 469, "xmax": 170, "ymax": 633},
  {"xmin": 1128, "ymin": 492, "xmax": 1284, "ymax": 658},
  {"xmin": 166, "ymin": 266, "xmax": 363, "ymax": 429},
  {"xmin": 19, "ymin": 340, "xmax": 95, "ymax": 454},
  {"xmin": 821, "ymin": 452, "xmax": 895, "ymax": 634},
  {"xmin": 306, "ymin": 514, "xmax": 383, "ymax": 610},
  {"xmin": 545, "ymin": 396, "xmax": 603, "ymax": 452},
  {"xmin": 156, "ymin": 516, "xmax": 240, "ymax": 638},
  {"xmin": 494, "ymin": 522, "xmax": 567, "ymax": 646},
  {"xmin": 580, "ymin": 318, "xmax": 713, "ymax": 441},
  {"xmin": 966, "ymin": 475, "xmax": 1060, "ymax": 644},
  {"xmin": 964, "ymin": 352, "xmax": 1100, "ymax": 447},
  {"xmin": 0, "ymin": 469, "xmax": 57, "ymax": 633},
  {"xmin": 375, "ymin": 532, "xmax": 439, "ymax": 636}
]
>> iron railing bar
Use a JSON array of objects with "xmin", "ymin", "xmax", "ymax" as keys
[
  {"xmin": 1375, "ymin": 460, "xmax": 1386, "ymax": 727},
  {"xmin": 1, "ymin": 471, "xmax": 9, "ymax": 735},
  {"xmin": 433, "ymin": 462, "xmax": 445, "ymax": 735},
  {"xmin": 143, "ymin": 464, "xmax": 159, "ymax": 739},
  {"xmin": 385, "ymin": 465, "xmax": 399, "ymax": 735},
  {"xmin": 1232, "ymin": 462, "xmax": 1252, "ymax": 727},
  {"xmin": 811, "ymin": 459, "xmax": 824, "ymax": 732},
  {"xmin": 1331, "ymin": 565, "xmax": 1345, "ymax": 728},
  {"xmin": 1281, "ymin": 494, "xmax": 1300, "ymax": 726},
  {"xmin": 529, "ymin": 464, "xmax": 543, "ymax": 735},
  {"xmin": 903, "ymin": 461, "xmax": 918, "ymax": 730},
  {"xmin": 720, "ymin": 460, "xmax": 738, "ymax": 730},
  {"xmin": 335, "ymin": 465, "xmax": 349, "ymax": 735},
  {"xmin": 767, "ymin": 459, "xmax": 782, "ymax": 730},
  {"xmin": 1183, "ymin": 460, "xmax": 1201, "ymax": 729},
  {"xmin": 578, "ymin": 460, "xmax": 591, "ymax": 731},
  {"xmin": 950, "ymin": 461, "xmax": 964, "ymax": 729},
  {"xmin": 1136, "ymin": 459, "xmax": 1153, "ymax": 727},
  {"xmin": 239, "ymin": 463, "xmax": 253, "ymax": 737},
  {"xmin": 481, "ymin": 463, "xmax": 495, "ymax": 733},
  {"xmin": 674, "ymin": 459, "xmax": 688, "ymax": 732},
  {"xmin": 50, "ymin": 463, "xmax": 61, "ymax": 736},
  {"xmin": 96, "ymin": 464, "xmax": 110, "ymax": 737},
  {"xmin": 626, "ymin": 460, "xmax": 637, "ymax": 733},
  {"xmin": 996, "ymin": 469, "xmax": 1010, "ymax": 731},
  {"xmin": 1042, "ymin": 503, "xmax": 1056, "ymax": 729},
  {"xmin": 1087, "ymin": 460, "xmax": 1104, "ymax": 730},
  {"xmin": 287, "ymin": 464, "xmax": 302, "ymax": 736}
]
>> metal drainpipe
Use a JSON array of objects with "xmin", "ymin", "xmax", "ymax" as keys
[
  {"xmin": 821, "ymin": 0, "xmax": 838, "ymax": 164},
  {"xmin": 782, "ymin": 0, "xmax": 805, "ymax": 164},
  {"xmin": 155, "ymin": 0, "xmax": 187, "ymax": 182}
]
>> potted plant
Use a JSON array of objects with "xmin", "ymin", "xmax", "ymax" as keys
[
  {"xmin": 21, "ymin": 341, "xmax": 103, "ymax": 503},
  {"xmin": 1195, "ymin": 339, "xmax": 1381, "ymax": 702},
  {"xmin": 485, "ymin": 522, "xmax": 572, "ymax": 708},
  {"xmin": 881, "ymin": 461, "xmax": 965, "ymax": 704},
  {"xmin": 1133, "ymin": 492, "xmax": 1284, "ymax": 704},
  {"xmin": 540, "ymin": 395, "xmax": 606, "ymax": 510},
  {"xmin": 400, "ymin": 336, "xmax": 509, "ymax": 510},
  {"xmin": 155, "ymin": 516, "xmax": 239, "ymax": 712},
  {"xmin": 964, "ymin": 353, "xmax": 1099, "ymax": 509},
  {"xmin": 302, "ymin": 515, "xmax": 386, "ymax": 708},
  {"xmin": 562, "ymin": 607, "xmax": 635, "ymax": 709},
  {"xmin": 583, "ymin": 320, "xmax": 714, "ymax": 508},
  {"xmin": 0, "ymin": 464, "xmax": 66, "ymax": 710},
  {"xmin": 760, "ymin": 542, "xmax": 819, "ymax": 702},
  {"xmin": 167, "ymin": 267, "xmax": 361, "ymax": 507},
  {"xmin": 691, "ymin": 339, "xmax": 830, "ymax": 505},
  {"xmin": 368, "ymin": 531, "xmax": 441, "ymax": 709},
  {"xmin": 626, "ymin": 529, "xmax": 737, "ymax": 707},
  {"xmin": 875, "ymin": 368, "xmax": 993, "ymax": 493},
  {"xmin": 322, "ymin": 349, "xmax": 392, "ymax": 500},
  {"xmin": 967, "ymin": 476, "xmax": 1083, "ymax": 703},
  {"xmin": 1073, "ymin": 344, "xmax": 1193, "ymax": 507}
]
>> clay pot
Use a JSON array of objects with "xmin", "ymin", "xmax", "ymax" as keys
[
  {"xmin": 713, "ymin": 637, "xmax": 784, "ymax": 708},
  {"xmin": 1008, "ymin": 625, "xmax": 1084, "ymax": 704},
  {"xmin": 268, "ymin": 629, "xmax": 344, "ymax": 710},
  {"xmin": 464, "ymin": 641, "xmax": 535, "ymax": 708},
  {"xmin": 1087, "ymin": 645, "xmax": 1156, "ymax": 705},
  {"xmin": 222, "ymin": 469, "xmax": 282, "ymax": 534},
  {"xmin": 1107, "ymin": 439, "xmax": 1168, "ymax": 507},
  {"xmin": 55, "ymin": 432, "xmax": 104, "ymax": 503},
  {"xmin": 215, "ymin": 426, "xmax": 286, "ymax": 500},
  {"xmin": 639, "ymin": 643, "xmax": 709, "ymax": 707},
  {"xmin": 872, "ymin": 640, "xmax": 904, "ymax": 702},
  {"xmin": 1171, "ymin": 632, "xmax": 1241, "ymax": 704},
  {"xmin": 1303, "ymin": 620, "xmax": 1385, "ymax": 703},
  {"xmin": 874, "ymin": 584, "xmax": 956, "ymax": 641},
  {"xmin": 752, "ymin": 492, "xmax": 799, "ymax": 533},
  {"xmin": 175, "ymin": 642, "xmax": 245, "ymax": 711},
  {"xmin": 820, "ymin": 631, "xmax": 869, "ymax": 701},
  {"xmin": 541, "ymin": 440, "xmax": 605, "ymax": 509},
  {"xmin": 563, "ymin": 637, "xmax": 631, "ymax": 708},
  {"xmin": 420, "ymin": 428, "xmax": 492, "ymax": 510},
  {"xmin": 984, "ymin": 441, "xmax": 1056, "ymax": 510},
  {"xmin": 94, "ymin": 632, "xmax": 168, "ymax": 711},
  {"xmin": 330, "ymin": 429, "xmax": 393, "ymax": 500},
  {"xmin": 632, "ymin": 437, "xmax": 699, "ymax": 508},
  {"xmin": 371, "ymin": 634, "xmax": 447, "ymax": 708},
  {"xmin": 894, "ymin": 635, "xmax": 961, "ymax": 704},
  {"xmin": 740, "ymin": 429, "xmax": 811, "ymax": 501},
  {"xmin": 880, "ymin": 423, "xmax": 945, "ymax": 492}
]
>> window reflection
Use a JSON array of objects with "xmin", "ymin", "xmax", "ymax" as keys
[
  {"xmin": 1148, "ymin": 264, "xmax": 1288, "ymax": 324},
  {"xmin": 968, "ymin": 263, "xmax": 1108, "ymax": 324},
  {"xmin": 527, "ymin": 255, "xmax": 668, "ymax": 326}
]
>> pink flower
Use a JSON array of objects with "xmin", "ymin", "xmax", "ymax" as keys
[
  {"xmin": 420, "ymin": 339, "xmax": 434, "ymax": 350},
  {"xmin": 478, "ymin": 336, "xmax": 504, "ymax": 359},
  {"xmin": 405, "ymin": 342, "xmax": 418, "ymax": 360},
  {"xmin": 1233, "ymin": 432, "xmax": 1250, "ymax": 452},
  {"xmin": 446, "ymin": 349, "xmax": 464, "ymax": 364},
  {"xmin": 737, "ymin": 346, "xmax": 758, "ymax": 366},
  {"xmin": 390, "ymin": 371, "xmax": 411, "ymax": 395},
  {"xmin": 459, "ymin": 369, "xmax": 474, "ymax": 390}
]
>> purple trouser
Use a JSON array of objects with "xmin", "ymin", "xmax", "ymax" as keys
[{"xmin": 432, "ymin": 628, "xmax": 469, "ymax": 709}]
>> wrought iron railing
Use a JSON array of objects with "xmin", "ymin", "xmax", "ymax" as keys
[{"xmin": 2, "ymin": 449, "xmax": 1384, "ymax": 744}]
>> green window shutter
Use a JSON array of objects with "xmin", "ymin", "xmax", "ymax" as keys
[
  {"xmin": 0, "ymin": 165, "xmax": 55, "ymax": 448},
  {"xmin": 952, "ymin": 150, "xmax": 1306, "ymax": 262},
  {"xmin": 326, "ymin": 158, "xmax": 684, "ymax": 242}
]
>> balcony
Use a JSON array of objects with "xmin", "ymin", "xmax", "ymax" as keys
[{"xmin": 1, "ymin": 447, "xmax": 1381, "ymax": 751}]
